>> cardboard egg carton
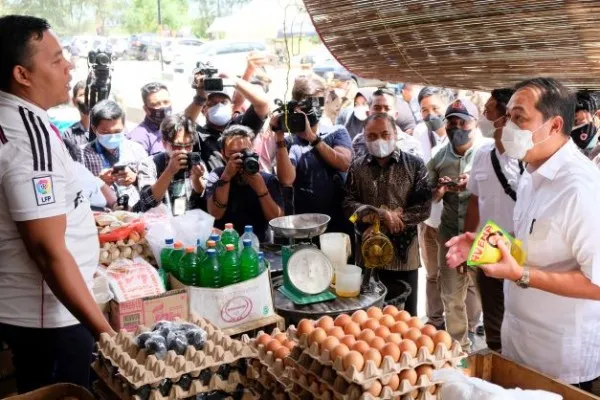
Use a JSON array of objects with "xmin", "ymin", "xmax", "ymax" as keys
[
  {"xmin": 242, "ymin": 327, "xmax": 297, "ymax": 384},
  {"xmin": 93, "ymin": 358, "xmax": 248, "ymax": 400},
  {"xmin": 97, "ymin": 316, "xmax": 256, "ymax": 389},
  {"xmin": 246, "ymin": 362, "xmax": 291, "ymax": 400},
  {"xmin": 288, "ymin": 351, "xmax": 350, "ymax": 393}
]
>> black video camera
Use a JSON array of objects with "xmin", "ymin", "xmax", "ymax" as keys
[
  {"xmin": 187, "ymin": 152, "xmax": 202, "ymax": 168},
  {"xmin": 193, "ymin": 62, "xmax": 223, "ymax": 92},
  {"xmin": 272, "ymin": 97, "xmax": 324, "ymax": 134},
  {"xmin": 241, "ymin": 149, "xmax": 260, "ymax": 175},
  {"xmin": 85, "ymin": 50, "xmax": 113, "ymax": 113}
]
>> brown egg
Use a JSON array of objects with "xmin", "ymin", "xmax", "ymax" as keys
[
  {"xmin": 379, "ymin": 314, "xmax": 396, "ymax": 328},
  {"xmin": 282, "ymin": 339, "xmax": 296, "ymax": 350},
  {"xmin": 363, "ymin": 348, "xmax": 382, "ymax": 368},
  {"xmin": 256, "ymin": 333, "xmax": 271, "ymax": 347},
  {"xmin": 395, "ymin": 310, "xmax": 411, "ymax": 322},
  {"xmin": 361, "ymin": 318, "xmax": 380, "ymax": 331},
  {"xmin": 407, "ymin": 317, "xmax": 424, "ymax": 329},
  {"xmin": 369, "ymin": 336, "xmax": 386, "ymax": 352},
  {"xmin": 416, "ymin": 335, "xmax": 435, "ymax": 354},
  {"xmin": 274, "ymin": 332, "xmax": 288, "ymax": 343},
  {"xmin": 421, "ymin": 324, "xmax": 438, "ymax": 338},
  {"xmin": 309, "ymin": 328, "xmax": 328, "ymax": 347},
  {"xmin": 343, "ymin": 351, "xmax": 365, "ymax": 371},
  {"xmin": 404, "ymin": 327, "xmax": 422, "ymax": 342},
  {"xmin": 351, "ymin": 340, "xmax": 370, "ymax": 354},
  {"xmin": 330, "ymin": 343, "xmax": 350, "ymax": 362},
  {"xmin": 297, "ymin": 319, "xmax": 315, "ymax": 336},
  {"xmin": 399, "ymin": 339, "xmax": 418, "ymax": 358},
  {"xmin": 416, "ymin": 364, "xmax": 434, "ymax": 380},
  {"xmin": 334, "ymin": 314, "xmax": 352, "ymax": 327},
  {"xmin": 266, "ymin": 339, "xmax": 282, "ymax": 353},
  {"xmin": 383, "ymin": 305, "xmax": 399, "ymax": 316},
  {"xmin": 357, "ymin": 328, "xmax": 376, "ymax": 343},
  {"xmin": 321, "ymin": 336, "xmax": 340, "ymax": 352},
  {"xmin": 366, "ymin": 380, "xmax": 382, "ymax": 396},
  {"xmin": 390, "ymin": 321, "xmax": 410, "ymax": 336},
  {"xmin": 381, "ymin": 342, "xmax": 401, "ymax": 362},
  {"xmin": 433, "ymin": 331, "xmax": 453, "ymax": 350},
  {"xmin": 367, "ymin": 307, "xmax": 383, "ymax": 320},
  {"xmin": 317, "ymin": 316, "xmax": 335, "ymax": 331},
  {"xmin": 386, "ymin": 374, "xmax": 400, "ymax": 391},
  {"xmin": 274, "ymin": 346, "xmax": 290, "ymax": 360},
  {"xmin": 351, "ymin": 310, "xmax": 369, "ymax": 325},
  {"xmin": 386, "ymin": 333, "xmax": 402, "ymax": 345},
  {"xmin": 399, "ymin": 368, "xmax": 418, "ymax": 386},
  {"xmin": 340, "ymin": 334, "xmax": 356, "ymax": 348},
  {"xmin": 327, "ymin": 326, "xmax": 345, "ymax": 340},
  {"xmin": 343, "ymin": 321, "xmax": 362, "ymax": 338},
  {"xmin": 375, "ymin": 325, "xmax": 391, "ymax": 339}
]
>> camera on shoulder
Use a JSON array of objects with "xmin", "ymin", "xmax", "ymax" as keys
[
  {"xmin": 192, "ymin": 62, "xmax": 223, "ymax": 92},
  {"xmin": 272, "ymin": 97, "xmax": 324, "ymax": 134}
]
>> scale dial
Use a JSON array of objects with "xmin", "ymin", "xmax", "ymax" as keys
[{"xmin": 287, "ymin": 248, "xmax": 333, "ymax": 294}]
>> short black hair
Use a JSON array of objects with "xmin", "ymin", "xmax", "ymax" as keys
[
  {"xmin": 364, "ymin": 112, "xmax": 396, "ymax": 132},
  {"xmin": 514, "ymin": 77, "xmax": 576, "ymax": 135},
  {"xmin": 0, "ymin": 15, "xmax": 51, "ymax": 92},
  {"xmin": 370, "ymin": 89, "xmax": 396, "ymax": 110},
  {"xmin": 575, "ymin": 90, "xmax": 598, "ymax": 115},
  {"xmin": 417, "ymin": 87, "xmax": 454, "ymax": 106},
  {"xmin": 90, "ymin": 100, "xmax": 125, "ymax": 127},
  {"xmin": 160, "ymin": 114, "xmax": 198, "ymax": 145},
  {"xmin": 220, "ymin": 124, "xmax": 255, "ymax": 149},
  {"xmin": 72, "ymin": 80, "xmax": 86, "ymax": 99},
  {"xmin": 141, "ymin": 82, "xmax": 168, "ymax": 105},
  {"xmin": 490, "ymin": 88, "xmax": 515, "ymax": 115}
]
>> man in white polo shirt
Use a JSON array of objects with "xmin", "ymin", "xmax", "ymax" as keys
[
  {"xmin": 0, "ymin": 15, "xmax": 114, "ymax": 393},
  {"xmin": 447, "ymin": 77, "xmax": 600, "ymax": 392}
]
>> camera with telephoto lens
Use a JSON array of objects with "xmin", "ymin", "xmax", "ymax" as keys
[
  {"xmin": 241, "ymin": 149, "xmax": 260, "ymax": 175},
  {"xmin": 193, "ymin": 62, "xmax": 223, "ymax": 92},
  {"xmin": 272, "ymin": 97, "xmax": 324, "ymax": 134},
  {"xmin": 186, "ymin": 152, "xmax": 202, "ymax": 168},
  {"xmin": 85, "ymin": 50, "xmax": 113, "ymax": 112}
]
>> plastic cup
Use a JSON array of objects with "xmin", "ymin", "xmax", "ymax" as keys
[
  {"xmin": 335, "ymin": 265, "xmax": 362, "ymax": 298},
  {"xmin": 319, "ymin": 233, "xmax": 351, "ymax": 284}
]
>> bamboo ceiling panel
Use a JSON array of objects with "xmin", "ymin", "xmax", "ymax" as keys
[{"xmin": 303, "ymin": 0, "xmax": 600, "ymax": 90}]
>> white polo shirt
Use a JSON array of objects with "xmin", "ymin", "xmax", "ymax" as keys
[
  {"xmin": 0, "ymin": 91, "xmax": 99, "ymax": 328},
  {"xmin": 503, "ymin": 140, "xmax": 600, "ymax": 383},
  {"xmin": 466, "ymin": 142, "xmax": 522, "ymax": 231}
]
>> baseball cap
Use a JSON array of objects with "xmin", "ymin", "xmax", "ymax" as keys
[
  {"xmin": 445, "ymin": 98, "xmax": 479, "ymax": 121},
  {"xmin": 207, "ymin": 86, "xmax": 235, "ymax": 101}
]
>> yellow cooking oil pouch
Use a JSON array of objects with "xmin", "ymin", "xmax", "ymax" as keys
[{"xmin": 467, "ymin": 220, "xmax": 526, "ymax": 267}]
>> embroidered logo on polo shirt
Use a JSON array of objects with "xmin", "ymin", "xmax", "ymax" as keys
[{"xmin": 32, "ymin": 176, "xmax": 55, "ymax": 206}]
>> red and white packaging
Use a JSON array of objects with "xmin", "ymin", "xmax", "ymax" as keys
[{"xmin": 105, "ymin": 257, "xmax": 165, "ymax": 302}]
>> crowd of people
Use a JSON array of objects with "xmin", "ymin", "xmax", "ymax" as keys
[{"xmin": 1, "ymin": 14, "xmax": 600, "ymax": 395}]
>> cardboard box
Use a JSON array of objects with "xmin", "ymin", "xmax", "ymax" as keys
[
  {"xmin": 171, "ymin": 269, "xmax": 275, "ymax": 330},
  {"xmin": 109, "ymin": 288, "xmax": 189, "ymax": 332}
]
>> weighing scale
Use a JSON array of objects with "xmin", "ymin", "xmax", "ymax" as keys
[{"xmin": 269, "ymin": 214, "xmax": 337, "ymax": 305}]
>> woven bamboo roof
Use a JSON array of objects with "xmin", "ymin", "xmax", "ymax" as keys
[{"xmin": 303, "ymin": 0, "xmax": 600, "ymax": 91}]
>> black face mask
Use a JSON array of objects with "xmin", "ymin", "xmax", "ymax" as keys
[
  {"xmin": 448, "ymin": 127, "xmax": 471, "ymax": 147},
  {"xmin": 148, "ymin": 106, "xmax": 172, "ymax": 124},
  {"xmin": 424, "ymin": 115, "xmax": 444, "ymax": 132},
  {"xmin": 571, "ymin": 123, "xmax": 597, "ymax": 150},
  {"xmin": 76, "ymin": 100, "xmax": 89, "ymax": 115}
]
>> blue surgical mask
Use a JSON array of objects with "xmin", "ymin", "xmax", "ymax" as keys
[{"xmin": 97, "ymin": 132, "xmax": 124, "ymax": 150}]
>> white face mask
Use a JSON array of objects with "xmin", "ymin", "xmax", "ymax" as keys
[
  {"xmin": 207, "ymin": 103, "xmax": 233, "ymax": 126},
  {"xmin": 354, "ymin": 105, "xmax": 369, "ymax": 121},
  {"xmin": 479, "ymin": 116, "xmax": 500, "ymax": 138},
  {"xmin": 501, "ymin": 120, "xmax": 551, "ymax": 160},
  {"xmin": 366, "ymin": 138, "xmax": 395, "ymax": 158}
]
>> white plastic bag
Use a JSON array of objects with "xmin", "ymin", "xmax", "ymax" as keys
[
  {"xmin": 93, "ymin": 267, "xmax": 113, "ymax": 305},
  {"xmin": 171, "ymin": 209, "xmax": 214, "ymax": 249}
]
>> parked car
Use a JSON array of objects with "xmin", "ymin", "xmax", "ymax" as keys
[
  {"xmin": 173, "ymin": 40, "xmax": 266, "ymax": 76},
  {"xmin": 109, "ymin": 36, "xmax": 129, "ymax": 59},
  {"xmin": 71, "ymin": 36, "xmax": 98, "ymax": 57},
  {"xmin": 162, "ymin": 37, "xmax": 204, "ymax": 65},
  {"xmin": 129, "ymin": 34, "xmax": 162, "ymax": 61}
]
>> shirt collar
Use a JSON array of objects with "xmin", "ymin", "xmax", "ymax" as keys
[
  {"xmin": 0, "ymin": 90, "xmax": 49, "ymax": 123},
  {"xmin": 143, "ymin": 116, "xmax": 161, "ymax": 132},
  {"xmin": 532, "ymin": 139, "xmax": 577, "ymax": 181}
]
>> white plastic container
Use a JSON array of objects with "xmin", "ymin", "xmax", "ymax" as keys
[
  {"xmin": 319, "ymin": 232, "xmax": 351, "ymax": 283},
  {"xmin": 335, "ymin": 265, "xmax": 362, "ymax": 297}
]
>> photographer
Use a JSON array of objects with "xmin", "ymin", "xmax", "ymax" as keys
[
  {"xmin": 184, "ymin": 59, "xmax": 269, "ymax": 172},
  {"xmin": 205, "ymin": 125, "xmax": 283, "ymax": 241},
  {"xmin": 129, "ymin": 82, "xmax": 173, "ymax": 156},
  {"xmin": 62, "ymin": 80, "xmax": 92, "ymax": 147},
  {"xmin": 271, "ymin": 75, "xmax": 353, "ymax": 233},
  {"xmin": 137, "ymin": 114, "xmax": 207, "ymax": 215},
  {"xmin": 81, "ymin": 100, "xmax": 146, "ymax": 210}
]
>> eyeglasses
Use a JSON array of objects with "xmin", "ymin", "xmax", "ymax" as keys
[{"xmin": 170, "ymin": 142, "xmax": 193, "ymax": 150}]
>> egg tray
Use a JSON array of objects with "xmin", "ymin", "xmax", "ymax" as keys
[
  {"xmin": 93, "ymin": 358, "xmax": 250, "ymax": 400},
  {"xmin": 97, "ymin": 316, "xmax": 257, "ymax": 389},
  {"xmin": 246, "ymin": 363, "xmax": 291, "ymax": 400},
  {"xmin": 241, "ymin": 328, "xmax": 297, "ymax": 386}
]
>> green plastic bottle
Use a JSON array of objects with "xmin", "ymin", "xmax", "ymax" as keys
[
  {"xmin": 220, "ymin": 244, "xmax": 240, "ymax": 286},
  {"xmin": 169, "ymin": 241, "xmax": 185, "ymax": 280},
  {"xmin": 178, "ymin": 247, "xmax": 198, "ymax": 286},
  {"xmin": 201, "ymin": 249, "xmax": 221, "ymax": 288},
  {"xmin": 208, "ymin": 233, "xmax": 225, "ymax": 257},
  {"xmin": 159, "ymin": 238, "xmax": 174, "ymax": 289},
  {"xmin": 196, "ymin": 238, "xmax": 206, "ymax": 264},
  {"xmin": 239, "ymin": 239, "xmax": 259, "ymax": 281},
  {"xmin": 220, "ymin": 223, "xmax": 240, "ymax": 252}
]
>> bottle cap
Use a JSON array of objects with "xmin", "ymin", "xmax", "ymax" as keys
[
  {"xmin": 196, "ymin": 238, "xmax": 202, "ymax": 246},
  {"xmin": 207, "ymin": 249, "xmax": 216, "ymax": 255},
  {"xmin": 206, "ymin": 240, "xmax": 216, "ymax": 248},
  {"xmin": 165, "ymin": 238, "xmax": 174, "ymax": 245},
  {"xmin": 225, "ymin": 244, "xmax": 235, "ymax": 251},
  {"xmin": 209, "ymin": 234, "xmax": 219, "ymax": 241},
  {"xmin": 244, "ymin": 225, "xmax": 253, "ymax": 232},
  {"xmin": 243, "ymin": 239, "xmax": 252, "ymax": 246},
  {"xmin": 185, "ymin": 247, "xmax": 195, "ymax": 253},
  {"xmin": 225, "ymin": 223, "xmax": 234, "ymax": 230},
  {"xmin": 174, "ymin": 242, "xmax": 183, "ymax": 249}
]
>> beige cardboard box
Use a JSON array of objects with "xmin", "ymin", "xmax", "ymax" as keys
[
  {"xmin": 109, "ymin": 288, "xmax": 189, "ymax": 332},
  {"xmin": 171, "ymin": 269, "xmax": 275, "ymax": 330}
]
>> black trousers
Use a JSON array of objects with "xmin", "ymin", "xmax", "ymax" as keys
[
  {"xmin": 377, "ymin": 269, "xmax": 419, "ymax": 316},
  {"xmin": 0, "ymin": 323, "xmax": 94, "ymax": 393},
  {"xmin": 573, "ymin": 379, "xmax": 597, "ymax": 394},
  {"xmin": 477, "ymin": 268, "xmax": 504, "ymax": 351}
]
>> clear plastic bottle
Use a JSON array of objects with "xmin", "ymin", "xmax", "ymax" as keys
[
  {"xmin": 238, "ymin": 225, "xmax": 260, "ymax": 255},
  {"xmin": 258, "ymin": 251, "xmax": 266, "ymax": 275},
  {"xmin": 208, "ymin": 233, "xmax": 225, "ymax": 257},
  {"xmin": 201, "ymin": 249, "xmax": 221, "ymax": 288},
  {"xmin": 239, "ymin": 239, "xmax": 259, "ymax": 281},
  {"xmin": 220, "ymin": 223, "xmax": 240, "ymax": 252},
  {"xmin": 220, "ymin": 244, "xmax": 240, "ymax": 286}
]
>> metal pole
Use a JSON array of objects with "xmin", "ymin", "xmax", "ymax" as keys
[{"xmin": 158, "ymin": 0, "xmax": 164, "ymax": 72}]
